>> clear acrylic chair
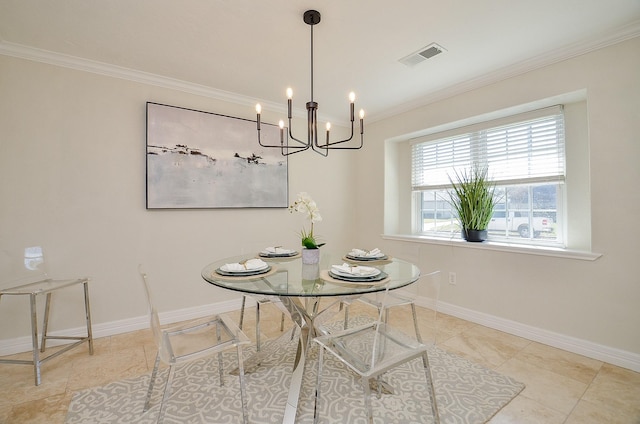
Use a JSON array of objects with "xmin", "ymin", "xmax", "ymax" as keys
[
  {"xmin": 139, "ymin": 266, "xmax": 250, "ymax": 424},
  {"xmin": 238, "ymin": 244, "xmax": 287, "ymax": 351},
  {"xmin": 239, "ymin": 294, "xmax": 287, "ymax": 351},
  {"xmin": 343, "ymin": 289, "xmax": 423, "ymax": 342},
  {"xmin": 314, "ymin": 270, "xmax": 441, "ymax": 424},
  {"xmin": 341, "ymin": 269, "xmax": 432, "ymax": 344},
  {"xmin": 0, "ymin": 246, "xmax": 93, "ymax": 386}
]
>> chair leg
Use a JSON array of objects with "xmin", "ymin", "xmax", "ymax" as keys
[
  {"xmin": 236, "ymin": 344, "xmax": 249, "ymax": 424},
  {"xmin": 40, "ymin": 293, "xmax": 52, "ymax": 352},
  {"xmin": 239, "ymin": 296, "xmax": 247, "ymax": 329},
  {"xmin": 83, "ymin": 281, "xmax": 94, "ymax": 354},
  {"xmin": 157, "ymin": 364, "xmax": 176, "ymax": 424},
  {"xmin": 343, "ymin": 303, "xmax": 350, "ymax": 330},
  {"xmin": 362, "ymin": 376, "xmax": 374, "ymax": 424},
  {"xmin": 144, "ymin": 353, "xmax": 161, "ymax": 412},
  {"xmin": 410, "ymin": 303, "xmax": 423, "ymax": 343},
  {"xmin": 29, "ymin": 293, "xmax": 42, "ymax": 386},
  {"xmin": 314, "ymin": 346, "xmax": 325, "ymax": 424},
  {"xmin": 422, "ymin": 352, "xmax": 440, "ymax": 424},
  {"xmin": 256, "ymin": 301, "xmax": 262, "ymax": 351},
  {"xmin": 280, "ymin": 312, "xmax": 285, "ymax": 332},
  {"xmin": 216, "ymin": 321, "xmax": 224, "ymax": 386}
]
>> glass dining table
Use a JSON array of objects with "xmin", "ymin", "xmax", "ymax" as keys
[{"xmin": 201, "ymin": 248, "xmax": 421, "ymax": 424}]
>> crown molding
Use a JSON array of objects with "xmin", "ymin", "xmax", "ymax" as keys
[
  {"xmin": 0, "ymin": 41, "xmax": 287, "ymax": 116},
  {"xmin": 2, "ymin": 19, "xmax": 639, "ymax": 123}
]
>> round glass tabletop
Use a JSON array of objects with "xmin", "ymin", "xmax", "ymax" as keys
[{"xmin": 201, "ymin": 249, "xmax": 421, "ymax": 298}]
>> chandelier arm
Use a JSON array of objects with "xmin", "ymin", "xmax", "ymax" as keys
[
  {"xmin": 257, "ymin": 121, "xmax": 308, "ymax": 153},
  {"xmin": 280, "ymin": 144, "xmax": 310, "ymax": 156},
  {"xmin": 287, "ymin": 124, "xmax": 309, "ymax": 147},
  {"xmin": 311, "ymin": 141, "xmax": 329, "ymax": 157},
  {"xmin": 316, "ymin": 122, "xmax": 355, "ymax": 148},
  {"xmin": 320, "ymin": 133, "xmax": 364, "ymax": 150}
]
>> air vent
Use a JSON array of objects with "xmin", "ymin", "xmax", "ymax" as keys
[{"xmin": 399, "ymin": 43, "xmax": 446, "ymax": 67}]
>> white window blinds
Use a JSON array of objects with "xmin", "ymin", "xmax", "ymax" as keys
[{"xmin": 412, "ymin": 106, "xmax": 565, "ymax": 190}]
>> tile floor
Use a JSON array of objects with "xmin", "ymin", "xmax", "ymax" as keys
[{"xmin": 0, "ymin": 301, "xmax": 639, "ymax": 423}]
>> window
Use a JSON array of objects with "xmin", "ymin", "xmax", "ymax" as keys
[{"xmin": 411, "ymin": 106, "xmax": 565, "ymax": 246}]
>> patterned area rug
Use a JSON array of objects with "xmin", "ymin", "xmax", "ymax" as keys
[{"xmin": 67, "ymin": 325, "xmax": 524, "ymax": 424}]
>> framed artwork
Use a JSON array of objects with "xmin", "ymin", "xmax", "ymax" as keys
[{"xmin": 146, "ymin": 102, "xmax": 288, "ymax": 209}]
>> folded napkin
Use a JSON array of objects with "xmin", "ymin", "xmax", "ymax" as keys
[
  {"xmin": 263, "ymin": 246, "xmax": 293, "ymax": 254},
  {"xmin": 349, "ymin": 248, "xmax": 382, "ymax": 258},
  {"xmin": 331, "ymin": 263, "xmax": 378, "ymax": 276},
  {"xmin": 224, "ymin": 258, "xmax": 267, "ymax": 272}
]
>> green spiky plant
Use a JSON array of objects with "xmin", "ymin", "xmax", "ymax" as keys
[{"xmin": 448, "ymin": 166, "xmax": 497, "ymax": 233}]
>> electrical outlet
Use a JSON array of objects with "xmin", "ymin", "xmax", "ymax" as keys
[{"xmin": 449, "ymin": 272, "xmax": 457, "ymax": 285}]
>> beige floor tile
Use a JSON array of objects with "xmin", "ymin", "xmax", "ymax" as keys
[
  {"xmin": 565, "ymin": 398, "xmax": 640, "ymax": 424},
  {"xmin": 578, "ymin": 363, "xmax": 640, "ymax": 419},
  {"xmin": 435, "ymin": 312, "xmax": 478, "ymax": 337},
  {"xmin": 515, "ymin": 342, "xmax": 602, "ymax": 384},
  {"xmin": 109, "ymin": 328, "xmax": 154, "ymax": 352},
  {"xmin": 5, "ymin": 391, "xmax": 71, "ymax": 424},
  {"xmin": 0, "ymin": 352, "xmax": 72, "ymax": 404},
  {"xmin": 0, "ymin": 402, "xmax": 12, "ymax": 423},
  {"xmin": 439, "ymin": 326, "xmax": 530, "ymax": 370},
  {"xmin": 66, "ymin": 345, "xmax": 149, "ymax": 391},
  {"xmin": 488, "ymin": 394, "xmax": 567, "ymax": 424},
  {"xmin": 497, "ymin": 358, "xmax": 588, "ymax": 414}
]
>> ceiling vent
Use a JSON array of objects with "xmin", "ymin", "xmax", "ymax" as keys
[{"xmin": 399, "ymin": 43, "xmax": 446, "ymax": 67}]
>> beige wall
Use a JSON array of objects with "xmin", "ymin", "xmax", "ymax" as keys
[
  {"xmin": 356, "ymin": 37, "xmax": 640, "ymax": 358},
  {"xmin": 0, "ymin": 54, "xmax": 358, "ymax": 341},
  {"xmin": 1, "ymin": 37, "xmax": 638, "ymax": 368}
]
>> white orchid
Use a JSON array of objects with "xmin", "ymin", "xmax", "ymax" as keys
[{"xmin": 289, "ymin": 192, "xmax": 325, "ymax": 249}]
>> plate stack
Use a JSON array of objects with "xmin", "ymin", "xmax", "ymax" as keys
[{"xmin": 329, "ymin": 263, "xmax": 388, "ymax": 283}]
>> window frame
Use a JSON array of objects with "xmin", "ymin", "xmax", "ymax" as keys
[{"xmin": 410, "ymin": 106, "xmax": 566, "ymax": 247}]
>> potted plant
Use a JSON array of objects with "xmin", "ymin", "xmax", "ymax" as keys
[
  {"xmin": 448, "ymin": 166, "xmax": 497, "ymax": 242},
  {"xmin": 289, "ymin": 192, "xmax": 325, "ymax": 263}
]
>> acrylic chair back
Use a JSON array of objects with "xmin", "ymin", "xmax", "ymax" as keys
[
  {"xmin": 313, "ymin": 270, "xmax": 441, "ymax": 424},
  {"xmin": 138, "ymin": 266, "xmax": 166, "ymax": 361}
]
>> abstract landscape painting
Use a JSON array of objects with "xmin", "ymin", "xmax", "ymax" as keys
[{"xmin": 146, "ymin": 102, "xmax": 287, "ymax": 209}]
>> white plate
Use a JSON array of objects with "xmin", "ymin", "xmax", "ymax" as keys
[
  {"xmin": 331, "ymin": 266, "xmax": 381, "ymax": 278},
  {"xmin": 220, "ymin": 263, "xmax": 269, "ymax": 273}
]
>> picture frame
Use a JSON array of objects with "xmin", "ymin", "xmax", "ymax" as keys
[{"xmin": 146, "ymin": 102, "xmax": 288, "ymax": 209}]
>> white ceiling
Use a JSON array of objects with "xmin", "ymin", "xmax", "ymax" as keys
[{"xmin": 1, "ymin": 0, "xmax": 639, "ymax": 124}]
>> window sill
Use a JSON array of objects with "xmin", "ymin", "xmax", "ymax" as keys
[{"xmin": 382, "ymin": 234, "xmax": 602, "ymax": 261}]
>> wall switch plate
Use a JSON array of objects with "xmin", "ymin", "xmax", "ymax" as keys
[{"xmin": 449, "ymin": 272, "xmax": 457, "ymax": 285}]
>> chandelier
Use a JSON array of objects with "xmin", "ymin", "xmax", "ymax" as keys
[{"xmin": 255, "ymin": 10, "xmax": 364, "ymax": 156}]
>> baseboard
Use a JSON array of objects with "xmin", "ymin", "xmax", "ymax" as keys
[
  {"xmin": 413, "ymin": 297, "xmax": 640, "ymax": 373},
  {"xmin": 0, "ymin": 298, "xmax": 242, "ymax": 357},
  {"xmin": 3, "ymin": 296, "xmax": 638, "ymax": 373}
]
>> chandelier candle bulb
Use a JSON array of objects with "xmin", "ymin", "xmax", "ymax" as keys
[
  {"xmin": 359, "ymin": 109, "xmax": 365, "ymax": 134},
  {"xmin": 349, "ymin": 92, "xmax": 356, "ymax": 120},
  {"xmin": 279, "ymin": 120, "xmax": 285, "ymax": 144},
  {"xmin": 286, "ymin": 88, "xmax": 293, "ymax": 119},
  {"xmin": 326, "ymin": 122, "xmax": 331, "ymax": 144},
  {"xmin": 255, "ymin": 103, "xmax": 261, "ymax": 130}
]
